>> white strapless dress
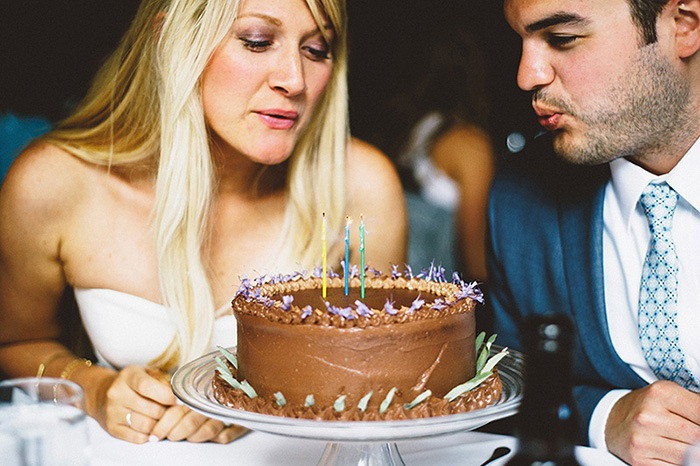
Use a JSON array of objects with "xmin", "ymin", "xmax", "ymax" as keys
[{"xmin": 74, "ymin": 288, "xmax": 237, "ymax": 370}]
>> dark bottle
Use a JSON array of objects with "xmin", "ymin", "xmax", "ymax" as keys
[{"xmin": 506, "ymin": 314, "xmax": 581, "ymax": 465}]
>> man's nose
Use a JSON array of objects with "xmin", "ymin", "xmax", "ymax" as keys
[{"xmin": 517, "ymin": 44, "xmax": 554, "ymax": 91}]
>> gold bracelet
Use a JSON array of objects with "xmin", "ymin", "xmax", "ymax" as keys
[
  {"xmin": 36, "ymin": 351, "xmax": 72, "ymax": 378},
  {"xmin": 59, "ymin": 358, "xmax": 92, "ymax": 380}
]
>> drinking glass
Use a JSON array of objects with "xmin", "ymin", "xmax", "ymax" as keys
[
  {"xmin": 0, "ymin": 377, "xmax": 90, "ymax": 466},
  {"xmin": 685, "ymin": 441, "xmax": 700, "ymax": 466}
]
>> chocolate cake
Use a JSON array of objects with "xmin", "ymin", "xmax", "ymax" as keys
[{"xmin": 212, "ymin": 266, "xmax": 504, "ymax": 420}]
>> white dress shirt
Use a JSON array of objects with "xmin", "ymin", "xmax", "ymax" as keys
[{"xmin": 589, "ymin": 137, "xmax": 700, "ymax": 448}]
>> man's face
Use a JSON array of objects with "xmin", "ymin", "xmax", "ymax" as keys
[{"xmin": 505, "ymin": 0, "xmax": 690, "ymax": 166}]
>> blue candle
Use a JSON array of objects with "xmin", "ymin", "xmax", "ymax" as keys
[
  {"xmin": 344, "ymin": 216, "xmax": 350, "ymax": 295},
  {"xmin": 360, "ymin": 214, "xmax": 365, "ymax": 299}
]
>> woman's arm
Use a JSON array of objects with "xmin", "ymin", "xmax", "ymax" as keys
[
  {"xmin": 345, "ymin": 138, "xmax": 408, "ymax": 271},
  {"xmin": 431, "ymin": 124, "xmax": 495, "ymax": 282}
]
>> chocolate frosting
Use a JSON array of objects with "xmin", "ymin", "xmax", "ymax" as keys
[
  {"xmin": 212, "ymin": 364, "xmax": 503, "ymax": 421},
  {"xmin": 213, "ymin": 274, "xmax": 500, "ymax": 421}
]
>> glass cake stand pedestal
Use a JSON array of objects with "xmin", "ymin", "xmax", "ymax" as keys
[{"xmin": 172, "ymin": 346, "xmax": 524, "ymax": 466}]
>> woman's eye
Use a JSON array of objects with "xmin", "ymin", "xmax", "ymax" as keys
[
  {"xmin": 303, "ymin": 45, "xmax": 330, "ymax": 61},
  {"xmin": 240, "ymin": 38, "xmax": 272, "ymax": 51}
]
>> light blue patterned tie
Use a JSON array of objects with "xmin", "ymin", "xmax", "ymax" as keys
[{"xmin": 638, "ymin": 182, "xmax": 698, "ymax": 390}]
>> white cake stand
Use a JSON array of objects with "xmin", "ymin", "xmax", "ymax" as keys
[{"xmin": 172, "ymin": 346, "xmax": 524, "ymax": 466}]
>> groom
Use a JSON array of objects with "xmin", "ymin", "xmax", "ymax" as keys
[{"xmin": 488, "ymin": 0, "xmax": 700, "ymax": 464}]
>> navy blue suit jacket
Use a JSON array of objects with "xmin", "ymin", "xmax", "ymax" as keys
[{"xmin": 487, "ymin": 139, "xmax": 648, "ymax": 444}]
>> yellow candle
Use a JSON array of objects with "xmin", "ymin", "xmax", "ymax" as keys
[{"xmin": 322, "ymin": 211, "xmax": 327, "ymax": 299}]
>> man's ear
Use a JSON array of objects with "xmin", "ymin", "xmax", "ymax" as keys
[{"xmin": 673, "ymin": 0, "xmax": 700, "ymax": 58}]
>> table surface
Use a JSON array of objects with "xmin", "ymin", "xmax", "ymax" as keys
[{"xmin": 88, "ymin": 417, "xmax": 625, "ymax": 466}]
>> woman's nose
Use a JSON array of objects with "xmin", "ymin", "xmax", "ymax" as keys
[{"xmin": 269, "ymin": 48, "xmax": 306, "ymax": 96}]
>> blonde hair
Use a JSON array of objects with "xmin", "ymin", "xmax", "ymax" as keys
[{"xmin": 43, "ymin": 0, "xmax": 348, "ymax": 369}]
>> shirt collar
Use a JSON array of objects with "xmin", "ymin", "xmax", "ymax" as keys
[{"xmin": 609, "ymin": 137, "xmax": 700, "ymax": 227}]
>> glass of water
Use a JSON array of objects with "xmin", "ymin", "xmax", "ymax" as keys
[
  {"xmin": 685, "ymin": 441, "xmax": 700, "ymax": 466},
  {"xmin": 0, "ymin": 377, "xmax": 90, "ymax": 466}
]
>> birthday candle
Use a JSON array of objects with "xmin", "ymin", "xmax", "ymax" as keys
[
  {"xmin": 345, "ymin": 216, "xmax": 350, "ymax": 296},
  {"xmin": 360, "ymin": 214, "xmax": 365, "ymax": 299},
  {"xmin": 322, "ymin": 212, "xmax": 327, "ymax": 299}
]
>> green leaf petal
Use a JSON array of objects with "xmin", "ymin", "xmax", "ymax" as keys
[
  {"xmin": 215, "ymin": 356, "xmax": 257, "ymax": 398},
  {"xmin": 304, "ymin": 394, "xmax": 315, "ymax": 407},
  {"xmin": 239, "ymin": 380, "xmax": 258, "ymax": 399},
  {"xmin": 475, "ymin": 332, "xmax": 485, "ymax": 353},
  {"xmin": 215, "ymin": 367, "xmax": 240, "ymax": 389},
  {"xmin": 215, "ymin": 356, "xmax": 233, "ymax": 378},
  {"xmin": 357, "ymin": 391, "xmax": 373, "ymax": 412},
  {"xmin": 216, "ymin": 346, "xmax": 238, "ymax": 370},
  {"xmin": 274, "ymin": 392, "xmax": 286, "ymax": 407},
  {"xmin": 481, "ymin": 348, "xmax": 509, "ymax": 375},
  {"xmin": 404, "ymin": 390, "xmax": 432, "ymax": 410},
  {"xmin": 476, "ymin": 334, "xmax": 498, "ymax": 372},
  {"xmin": 444, "ymin": 371, "xmax": 493, "ymax": 402},
  {"xmin": 379, "ymin": 387, "xmax": 397, "ymax": 413},
  {"xmin": 334, "ymin": 395, "xmax": 346, "ymax": 412}
]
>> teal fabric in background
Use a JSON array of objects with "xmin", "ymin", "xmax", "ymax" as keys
[{"xmin": 0, "ymin": 113, "xmax": 51, "ymax": 182}]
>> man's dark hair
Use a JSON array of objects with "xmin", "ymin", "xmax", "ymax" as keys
[{"xmin": 628, "ymin": 0, "xmax": 671, "ymax": 43}]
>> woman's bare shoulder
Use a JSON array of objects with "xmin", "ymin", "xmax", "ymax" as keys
[
  {"xmin": 0, "ymin": 142, "xmax": 93, "ymax": 225},
  {"xmin": 346, "ymin": 137, "xmax": 399, "ymax": 183},
  {"xmin": 432, "ymin": 123, "xmax": 494, "ymax": 176},
  {"xmin": 346, "ymin": 137, "xmax": 407, "ymax": 266}
]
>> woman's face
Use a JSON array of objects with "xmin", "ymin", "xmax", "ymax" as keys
[{"xmin": 201, "ymin": 0, "xmax": 334, "ymax": 166}]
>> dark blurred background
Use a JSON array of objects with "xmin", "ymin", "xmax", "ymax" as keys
[
  {"xmin": 1, "ymin": 0, "xmax": 537, "ymax": 159},
  {"xmin": 347, "ymin": 0, "xmax": 539, "ymax": 159}
]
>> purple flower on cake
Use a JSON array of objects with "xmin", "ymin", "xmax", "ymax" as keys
[
  {"xmin": 349, "ymin": 264, "xmax": 359, "ymax": 279},
  {"xmin": 431, "ymin": 299, "xmax": 448, "ymax": 311},
  {"xmin": 391, "ymin": 265, "xmax": 401, "ymax": 279},
  {"xmin": 456, "ymin": 281, "xmax": 485, "ymax": 304},
  {"xmin": 236, "ymin": 277, "xmax": 253, "ymax": 298},
  {"xmin": 311, "ymin": 267, "xmax": 323, "ymax": 279},
  {"xmin": 354, "ymin": 300, "xmax": 373, "ymax": 317},
  {"xmin": 452, "ymin": 272, "xmax": 462, "ymax": 285},
  {"xmin": 424, "ymin": 262, "xmax": 437, "ymax": 280},
  {"xmin": 281, "ymin": 295, "xmax": 294, "ymax": 311},
  {"xmin": 300, "ymin": 305, "xmax": 313, "ymax": 319},
  {"xmin": 407, "ymin": 294, "xmax": 425, "ymax": 313},
  {"xmin": 369, "ymin": 267, "xmax": 382, "ymax": 278},
  {"xmin": 328, "ymin": 268, "xmax": 340, "ymax": 279},
  {"xmin": 384, "ymin": 298, "xmax": 398, "ymax": 315},
  {"xmin": 435, "ymin": 265, "xmax": 447, "ymax": 282},
  {"xmin": 325, "ymin": 301, "xmax": 355, "ymax": 320},
  {"xmin": 404, "ymin": 264, "xmax": 414, "ymax": 279}
]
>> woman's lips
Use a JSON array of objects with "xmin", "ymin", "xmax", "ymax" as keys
[{"xmin": 256, "ymin": 109, "xmax": 298, "ymax": 130}]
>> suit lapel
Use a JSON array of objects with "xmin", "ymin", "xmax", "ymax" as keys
[{"xmin": 558, "ymin": 166, "xmax": 646, "ymax": 387}]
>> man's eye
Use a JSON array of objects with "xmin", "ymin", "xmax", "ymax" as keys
[
  {"xmin": 241, "ymin": 38, "xmax": 272, "ymax": 51},
  {"xmin": 548, "ymin": 35, "xmax": 578, "ymax": 48}
]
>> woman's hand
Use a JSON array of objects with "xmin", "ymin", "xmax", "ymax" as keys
[
  {"xmin": 99, "ymin": 365, "xmax": 246, "ymax": 444},
  {"xmin": 99, "ymin": 365, "xmax": 174, "ymax": 443},
  {"xmin": 149, "ymin": 405, "xmax": 248, "ymax": 443}
]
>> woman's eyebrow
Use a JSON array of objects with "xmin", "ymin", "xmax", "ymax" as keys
[
  {"xmin": 236, "ymin": 12, "xmax": 282, "ymax": 26},
  {"xmin": 525, "ymin": 12, "xmax": 590, "ymax": 33}
]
